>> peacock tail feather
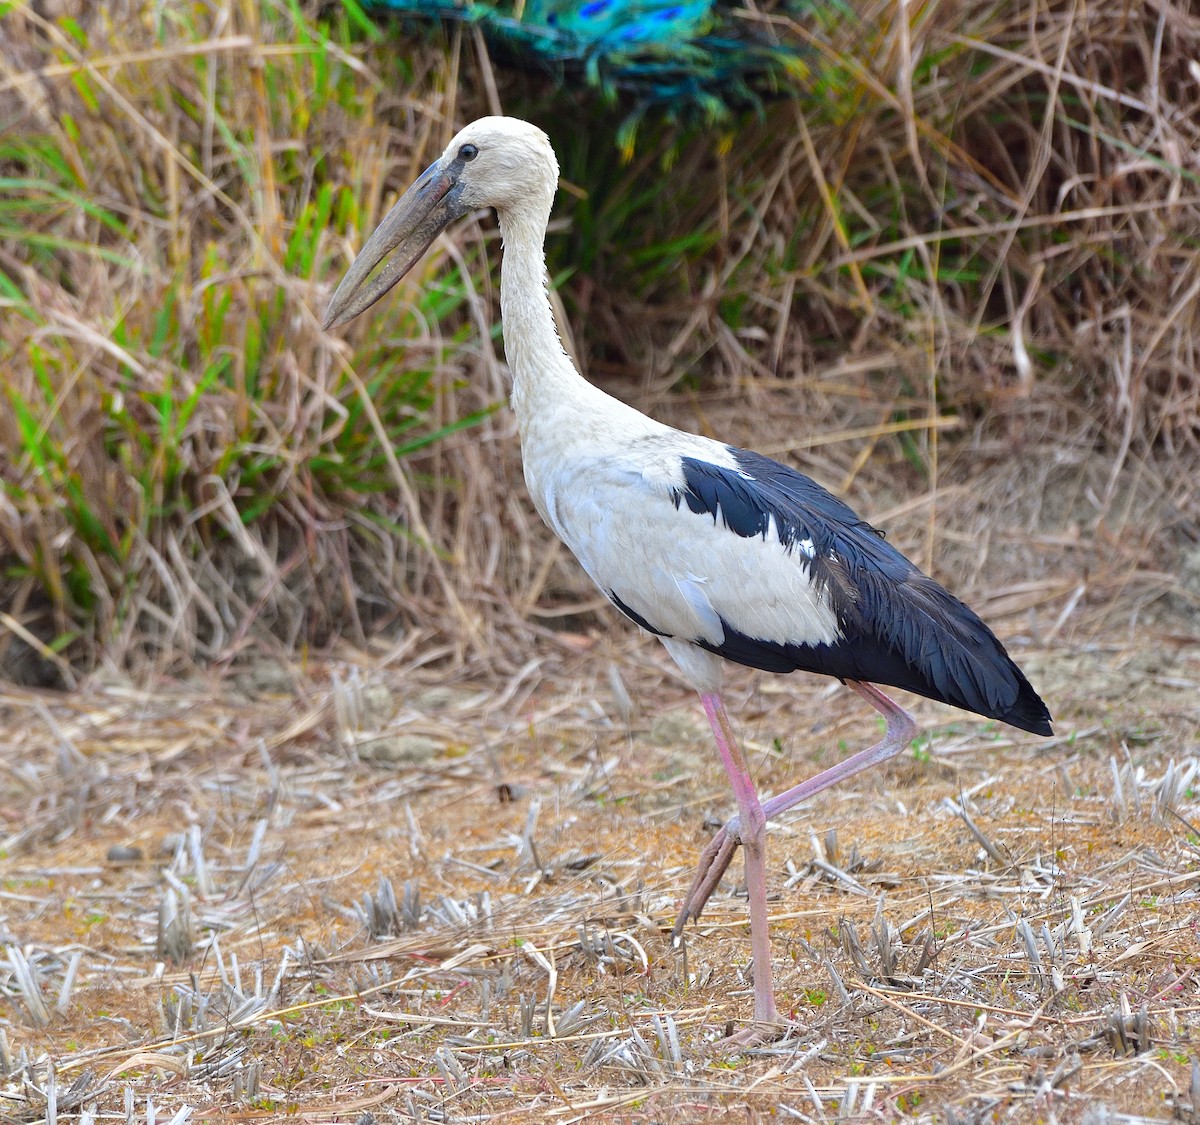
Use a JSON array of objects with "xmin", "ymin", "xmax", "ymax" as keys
[{"xmin": 357, "ymin": 0, "xmax": 814, "ymax": 132}]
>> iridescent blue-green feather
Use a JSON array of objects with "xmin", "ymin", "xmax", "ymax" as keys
[{"xmin": 357, "ymin": 0, "xmax": 811, "ymax": 121}]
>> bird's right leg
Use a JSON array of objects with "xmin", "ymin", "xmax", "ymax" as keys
[
  {"xmin": 697, "ymin": 690, "xmax": 781, "ymax": 1031},
  {"xmin": 673, "ymin": 681, "xmax": 916, "ymax": 934}
]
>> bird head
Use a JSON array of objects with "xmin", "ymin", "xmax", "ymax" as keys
[{"xmin": 323, "ymin": 116, "xmax": 558, "ymax": 329}]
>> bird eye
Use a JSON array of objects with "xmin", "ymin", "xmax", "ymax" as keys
[{"xmin": 459, "ymin": 143, "xmax": 479, "ymax": 162}]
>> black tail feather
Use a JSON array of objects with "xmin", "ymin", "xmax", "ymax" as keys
[{"xmin": 678, "ymin": 446, "xmax": 1053, "ymax": 736}]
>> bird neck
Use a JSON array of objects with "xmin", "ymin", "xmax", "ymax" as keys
[{"xmin": 496, "ymin": 203, "xmax": 582, "ymax": 420}]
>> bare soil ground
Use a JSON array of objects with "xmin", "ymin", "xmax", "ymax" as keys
[{"xmin": 2, "ymin": 594, "xmax": 1198, "ymax": 1122}]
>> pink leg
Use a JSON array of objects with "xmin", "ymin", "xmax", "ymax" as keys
[
  {"xmin": 675, "ymin": 681, "xmax": 916, "ymax": 935},
  {"xmin": 699, "ymin": 691, "xmax": 780, "ymax": 1029}
]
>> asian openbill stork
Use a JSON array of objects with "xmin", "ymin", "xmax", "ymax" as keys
[{"xmin": 324, "ymin": 116, "xmax": 1053, "ymax": 1041}]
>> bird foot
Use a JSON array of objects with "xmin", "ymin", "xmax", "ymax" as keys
[
  {"xmin": 715, "ymin": 1016, "xmax": 795, "ymax": 1051},
  {"xmin": 671, "ymin": 816, "xmax": 743, "ymax": 937}
]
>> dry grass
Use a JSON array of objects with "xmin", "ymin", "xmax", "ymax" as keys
[
  {"xmin": 1, "ymin": 635, "xmax": 1198, "ymax": 1122},
  {"xmin": 1, "ymin": 0, "xmax": 1199, "ymax": 678}
]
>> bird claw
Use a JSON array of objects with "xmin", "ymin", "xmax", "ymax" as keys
[
  {"xmin": 672, "ymin": 815, "xmax": 744, "ymax": 938},
  {"xmin": 716, "ymin": 1017, "xmax": 795, "ymax": 1051}
]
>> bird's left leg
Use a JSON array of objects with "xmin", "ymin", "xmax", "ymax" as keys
[
  {"xmin": 693, "ymin": 691, "xmax": 781, "ymax": 1032},
  {"xmin": 675, "ymin": 681, "xmax": 916, "ymax": 934}
]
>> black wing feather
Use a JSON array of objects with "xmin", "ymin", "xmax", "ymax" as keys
[{"xmin": 674, "ymin": 449, "xmax": 1052, "ymax": 736}]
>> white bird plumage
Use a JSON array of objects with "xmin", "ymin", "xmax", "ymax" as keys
[{"xmin": 324, "ymin": 116, "xmax": 1052, "ymax": 1042}]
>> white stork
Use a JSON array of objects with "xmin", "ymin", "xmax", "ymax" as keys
[{"xmin": 324, "ymin": 116, "xmax": 1052, "ymax": 1041}]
